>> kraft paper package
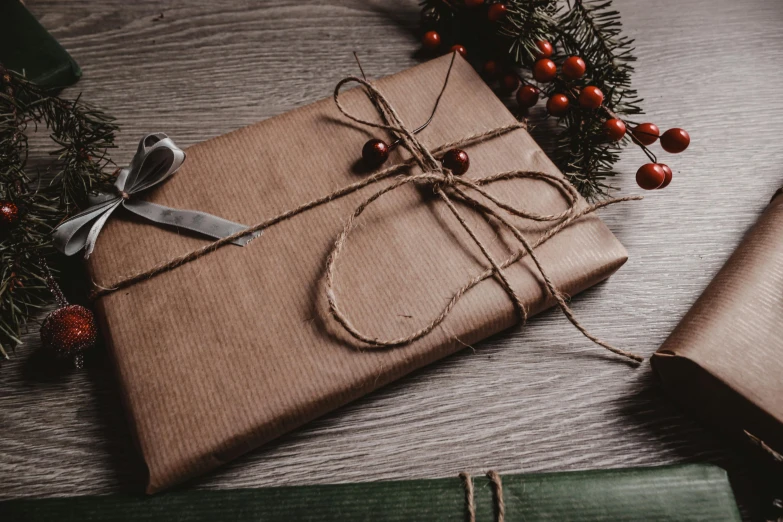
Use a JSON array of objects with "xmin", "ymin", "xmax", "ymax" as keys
[
  {"xmin": 88, "ymin": 55, "xmax": 630, "ymax": 492},
  {"xmin": 653, "ymin": 189, "xmax": 783, "ymax": 460}
]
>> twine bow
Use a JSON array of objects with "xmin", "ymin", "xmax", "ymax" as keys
[
  {"xmin": 89, "ymin": 54, "xmax": 642, "ymax": 364},
  {"xmin": 325, "ymin": 57, "xmax": 643, "ymax": 364},
  {"xmin": 53, "ymin": 133, "xmax": 260, "ymax": 258}
]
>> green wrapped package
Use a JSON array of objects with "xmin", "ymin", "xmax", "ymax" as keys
[
  {"xmin": 0, "ymin": 0, "xmax": 81, "ymax": 89},
  {"xmin": 0, "ymin": 464, "xmax": 741, "ymax": 521}
]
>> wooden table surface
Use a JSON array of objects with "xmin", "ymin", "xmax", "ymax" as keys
[{"xmin": 2, "ymin": 0, "xmax": 782, "ymax": 519}]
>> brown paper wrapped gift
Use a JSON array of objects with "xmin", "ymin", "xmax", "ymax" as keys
[
  {"xmin": 88, "ymin": 55, "xmax": 629, "ymax": 493},
  {"xmin": 652, "ymin": 190, "xmax": 783, "ymax": 459}
]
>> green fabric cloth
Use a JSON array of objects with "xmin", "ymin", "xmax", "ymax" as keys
[
  {"xmin": 0, "ymin": 464, "xmax": 741, "ymax": 521},
  {"xmin": 0, "ymin": 0, "xmax": 81, "ymax": 89}
]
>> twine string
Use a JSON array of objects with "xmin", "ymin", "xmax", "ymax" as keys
[
  {"xmin": 90, "ymin": 53, "xmax": 643, "ymax": 364},
  {"xmin": 460, "ymin": 471, "xmax": 505, "ymax": 522}
]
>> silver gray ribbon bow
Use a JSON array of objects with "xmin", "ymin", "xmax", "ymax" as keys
[{"xmin": 53, "ymin": 133, "xmax": 260, "ymax": 258}]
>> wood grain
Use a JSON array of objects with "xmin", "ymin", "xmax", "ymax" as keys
[{"xmin": 2, "ymin": 0, "xmax": 782, "ymax": 518}]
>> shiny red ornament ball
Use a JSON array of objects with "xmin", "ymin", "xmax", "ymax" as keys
[
  {"xmin": 562, "ymin": 56, "xmax": 587, "ymax": 80},
  {"xmin": 442, "ymin": 148, "xmax": 470, "ymax": 176},
  {"xmin": 534, "ymin": 40, "xmax": 553, "ymax": 59},
  {"xmin": 465, "ymin": 0, "xmax": 485, "ymax": 6},
  {"xmin": 422, "ymin": 31, "xmax": 441, "ymax": 50},
  {"xmin": 636, "ymin": 163, "xmax": 666, "ymax": 190},
  {"xmin": 603, "ymin": 118, "xmax": 627, "ymax": 141},
  {"xmin": 516, "ymin": 85, "xmax": 540, "ymax": 108},
  {"xmin": 40, "ymin": 305, "xmax": 98, "ymax": 368},
  {"xmin": 660, "ymin": 128, "xmax": 690, "ymax": 153},
  {"xmin": 547, "ymin": 94, "xmax": 570, "ymax": 116},
  {"xmin": 533, "ymin": 59, "xmax": 557, "ymax": 83},
  {"xmin": 487, "ymin": 3, "xmax": 508, "ymax": 22},
  {"xmin": 578, "ymin": 86, "xmax": 604, "ymax": 109},
  {"xmin": 632, "ymin": 123, "xmax": 660, "ymax": 146},
  {"xmin": 450, "ymin": 44, "xmax": 467, "ymax": 57},
  {"xmin": 362, "ymin": 139, "xmax": 390, "ymax": 168},
  {"xmin": 501, "ymin": 73, "xmax": 520, "ymax": 92},
  {"xmin": 658, "ymin": 163, "xmax": 673, "ymax": 189},
  {"xmin": 0, "ymin": 201, "xmax": 20, "ymax": 232}
]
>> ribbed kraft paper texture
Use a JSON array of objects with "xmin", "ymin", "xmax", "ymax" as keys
[
  {"xmin": 88, "ymin": 55, "xmax": 629, "ymax": 493},
  {"xmin": 654, "ymin": 192, "xmax": 783, "ymax": 453}
]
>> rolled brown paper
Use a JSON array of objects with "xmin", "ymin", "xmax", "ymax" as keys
[{"xmin": 652, "ymin": 190, "xmax": 783, "ymax": 458}]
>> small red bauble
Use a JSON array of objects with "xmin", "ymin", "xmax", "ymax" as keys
[
  {"xmin": 441, "ymin": 148, "xmax": 470, "ymax": 176},
  {"xmin": 482, "ymin": 60, "xmax": 499, "ymax": 80},
  {"xmin": 578, "ymin": 86, "xmax": 604, "ymax": 109},
  {"xmin": 636, "ymin": 163, "xmax": 666, "ymax": 190},
  {"xmin": 534, "ymin": 40, "xmax": 553, "ymax": 59},
  {"xmin": 533, "ymin": 59, "xmax": 557, "ymax": 83},
  {"xmin": 40, "ymin": 304, "xmax": 98, "ymax": 368},
  {"xmin": 547, "ymin": 94, "xmax": 570, "ymax": 116},
  {"xmin": 516, "ymin": 85, "xmax": 540, "ymax": 108},
  {"xmin": 632, "ymin": 123, "xmax": 660, "ymax": 146},
  {"xmin": 362, "ymin": 139, "xmax": 390, "ymax": 168},
  {"xmin": 658, "ymin": 163, "xmax": 673, "ymax": 189},
  {"xmin": 501, "ymin": 73, "xmax": 520, "ymax": 92},
  {"xmin": 562, "ymin": 56, "xmax": 587, "ymax": 80},
  {"xmin": 603, "ymin": 118, "xmax": 626, "ymax": 141},
  {"xmin": 465, "ymin": 0, "xmax": 485, "ymax": 6},
  {"xmin": 450, "ymin": 44, "xmax": 467, "ymax": 57},
  {"xmin": 0, "ymin": 201, "xmax": 20, "ymax": 232},
  {"xmin": 422, "ymin": 31, "xmax": 441, "ymax": 50},
  {"xmin": 660, "ymin": 128, "xmax": 690, "ymax": 153},
  {"xmin": 487, "ymin": 3, "xmax": 508, "ymax": 22}
]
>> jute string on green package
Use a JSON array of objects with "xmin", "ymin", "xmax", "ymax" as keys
[{"xmin": 86, "ymin": 53, "xmax": 643, "ymax": 364}]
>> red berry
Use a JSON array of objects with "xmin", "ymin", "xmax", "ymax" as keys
[
  {"xmin": 534, "ymin": 40, "xmax": 553, "ymax": 59},
  {"xmin": 578, "ymin": 86, "xmax": 604, "ymax": 109},
  {"xmin": 658, "ymin": 164, "xmax": 673, "ymax": 189},
  {"xmin": 546, "ymin": 94, "xmax": 570, "ymax": 116},
  {"xmin": 660, "ymin": 128, "xmax": 690, "ymax": 153},
  {"xmin": 483, "ymin": 60, "xmax": 499, "ymax": 79},
  {"xmin": 632, "ymin": 123, "xmax": 660, "ymax": 146},
  {"xmin": 488, "ymin": 3, "xmax": 507, "ymax": 22},
  {"xmin": 603, "ymin": 118, "xmax": 626, "ymax": 141},
  {"xmin": 422, "ymin": 31, "xmax": 441, "ymax": 50},
  {"xmin": 636, "ymin": 163, "xmax": 666, "ymax": 190},
  {"xmin": 533, "ymin": 59, "xmax": 557, "ymax": 83},
  {"xmin": 450, "ymin": 44, "xmax": 467, "ymax": 57},
  {"xmin": 442, "ymin": 149, "xmax": 470, "ymax": 176},
  {"xmin": 465, "ymin": 0, "xmax": 484, "ymax": 6},
  {"xmin": 0, "ymin": 201, "xmax": 20, "ymax": 232},
  {"xmin": 562, "ymin": 56, "xmax": 586, "ymax": 80},
  {"xmin": 501, "ymin": 73, "xmax": 520, "ymax": 92},
  {"xmin": 362, "ymin": 139, "xmax": 390, "ymax": 168},
  {"xmin": 516, "ymin": 85, "xmax": 540, "ymax": 108}
]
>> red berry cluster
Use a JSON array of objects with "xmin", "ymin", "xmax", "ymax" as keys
[{"xmin": 630, "ymin": 124, "xmax": 690, "ymax": 190}]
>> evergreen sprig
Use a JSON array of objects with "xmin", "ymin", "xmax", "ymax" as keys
[
  {"xmin": 419, "ymin": 0, "xmax": 644, "ymax": 199},
  {"xmin": 0, "ymin": 66, "xmax": 117, "ymax": 359}
]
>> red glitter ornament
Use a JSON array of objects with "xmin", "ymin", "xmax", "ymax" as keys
[
  {"xmin": 41, "ymin": 305, "xmax": 98, "ymax": 368},
  {"xmin": 0, "ymin": 201, "xmax": 20, "ymax": 232}
]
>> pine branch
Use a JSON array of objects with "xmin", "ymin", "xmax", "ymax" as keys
[{"xmin": 0, "ymin": 65, "xmax": 117, "ymax": 359}]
